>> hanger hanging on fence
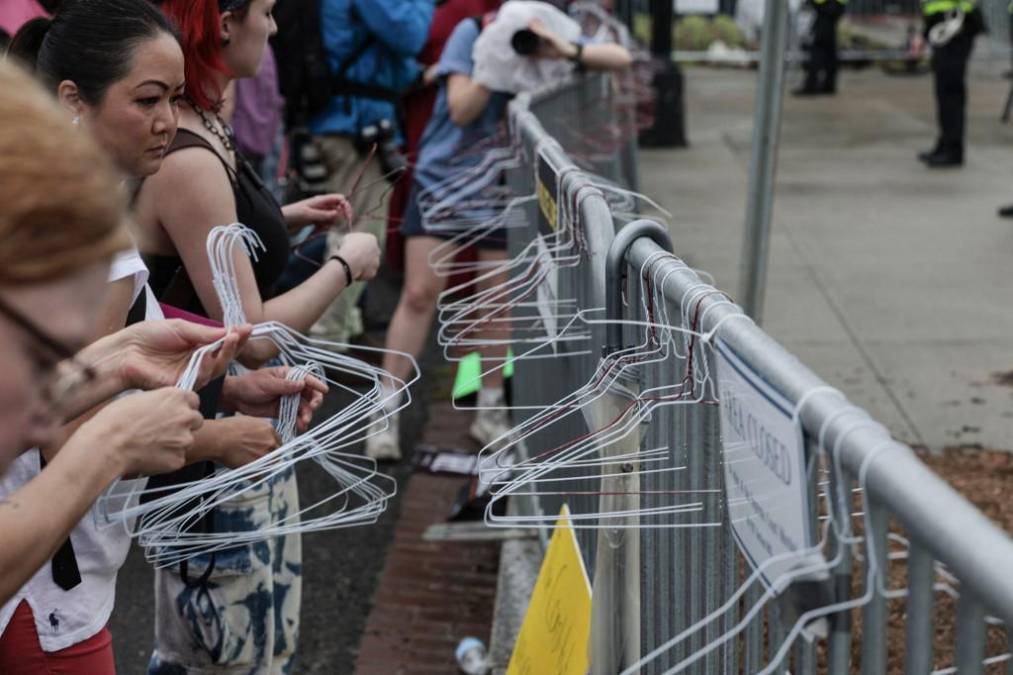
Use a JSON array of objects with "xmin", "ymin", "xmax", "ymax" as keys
[
  {"xmin": 473, "ymin": 254, "xmax": 731, "ymax": 530},
  {"xmin": 427, "ymin": 145, "xmax": 677, "ymax": 376},
  {"xmin": 427, "ymin": 155, "xmax": 672, "ymax": 356}
]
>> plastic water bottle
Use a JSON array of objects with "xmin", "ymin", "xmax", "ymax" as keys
[{"xmin": 455, "ymin": 637, "xmax": 491, "ymax": 675}]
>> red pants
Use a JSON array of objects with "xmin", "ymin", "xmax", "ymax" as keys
[{"xmin": 0, "ymin": 601, "xmax": 115, "ymax": 674}]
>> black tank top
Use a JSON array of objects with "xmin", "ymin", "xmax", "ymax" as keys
[
  {"xmin": 139, "ymin": 130, "xmax": 290, "ymax": 556},
  {"xmin": 144, "ymin": 128, "xmax": 290, "ymax": 316}
]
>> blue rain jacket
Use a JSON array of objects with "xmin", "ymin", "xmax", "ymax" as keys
[{"xmin": 310, "ymin": 0, "xmax": 435, "ymax": 136}]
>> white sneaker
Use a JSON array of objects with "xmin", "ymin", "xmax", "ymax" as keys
[
  {"xmin": 469, "ymin": 406, "xmax": 512, "ymax": 449},
  {"xmin": 365, "ymin": 410, "xmax": 401, "ymax": 461}
]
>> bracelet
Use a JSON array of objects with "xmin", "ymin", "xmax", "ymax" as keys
[
  {"xmin": 328, "ymin": 254, "xmax": 354, "ymax": 287},
  {"xmin": 569, "ymin": 41, "xmax": 585, "ymax": 70}
]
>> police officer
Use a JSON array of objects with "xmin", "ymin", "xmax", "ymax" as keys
[
  {"xmin": 794, "ymin": 0, "xmax": 847, "ymax": 96},
  {"xmin": 916, "ymin": 0, "xmax": 983, "ymax": 168}
]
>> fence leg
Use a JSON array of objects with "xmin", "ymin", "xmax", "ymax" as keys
[
  {"xmin": 954, "ymin": 594, "xmax": 986, "ymax": 675},
  {"xmin": 860, "ymin": 499, "xmax": 888, "ymax": 675},
  {"xmin": 904, "ymin": 543, "xmax": 934, "ymax": 675},
  {"xmin": 1007, "ymin": 625, "xmax": 1013, "ymax": 675}
]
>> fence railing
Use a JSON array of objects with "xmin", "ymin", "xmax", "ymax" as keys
[{"xmin": 502, "ymin": 72, "xmax": 1013, "ymax": 673}]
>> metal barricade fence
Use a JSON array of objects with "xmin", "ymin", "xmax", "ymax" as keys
[{"xmin": 504, "ymin": 73, "xmax": 1013, "ymax": 672}]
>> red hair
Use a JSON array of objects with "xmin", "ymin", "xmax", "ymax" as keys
[{"xmin": 159, "ymin": 0, "xmax": 228, "ymax": 111}]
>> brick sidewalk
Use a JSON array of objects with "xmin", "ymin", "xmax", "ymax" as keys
[{"xmin": 354, "ymin": 402, "xmax": 501, "ymax": 675}]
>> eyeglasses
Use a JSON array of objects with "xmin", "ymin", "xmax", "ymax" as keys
[{"xmin": 0, "ymin": 293, "xmax": 96, "ymax": 413}]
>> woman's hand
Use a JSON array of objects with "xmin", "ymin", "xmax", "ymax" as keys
[
  {"xmin": 283, "ymin": 194, "xmax": 354, "ymax": 231},
  {"xmin": 114, "ymin": 320, "xmax": 251, "ymax": 392},
  {"xmin": 63, "ymin": 321, "xmax": 250, "ymax": 420},
  {"xmin": 528, "ymin": 18, "xmax": 579, "ymax": 60},
  {"xmin": 222, "ymin": 367, "xmax": 328, "ymax": 432},
  {"xmin": 209, "ymin": 416, "xmax": 281, "ymax": 469},
  {"xmin": 335, "ymin": 232, "xmax": 381, "ymax": 282},
  {"xmin": 84, "ymin": 388, "xmax": 203, "ymax": 476}
]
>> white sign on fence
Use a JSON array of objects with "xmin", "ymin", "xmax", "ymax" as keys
[
  {"xmin": 716, "ymin": 338, "xmax": 816, "ymax": 591},
  {"xmin": 535, "ymin": 235, "xmax": 559, "ymax": 351},
  {"xmin": 675, "ymin": 0, "xmax": 719, "ymax": 14}
]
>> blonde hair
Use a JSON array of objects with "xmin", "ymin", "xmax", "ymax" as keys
[{"xmin": 0, "ymin": 59, "xmax": 128, "ymax": 285}]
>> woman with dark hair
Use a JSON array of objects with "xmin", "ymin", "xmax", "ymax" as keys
[{"xmin": 132, "ymin": 1, "xmax": 380, "ymax": 671}]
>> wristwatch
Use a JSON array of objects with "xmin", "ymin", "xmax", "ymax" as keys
[{"xmin": 569, "ymin": 41, "xmax": 585, "ymax": 71}]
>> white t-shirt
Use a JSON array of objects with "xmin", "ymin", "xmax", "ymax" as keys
[{"xmin": 0, "ymin": 248, "xmax": 164, "ymax": 651}]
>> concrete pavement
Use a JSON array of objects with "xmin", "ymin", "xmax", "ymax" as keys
[{"xmin": 639, "ymin": 55, "xmax": 1013, "ymax": 451}]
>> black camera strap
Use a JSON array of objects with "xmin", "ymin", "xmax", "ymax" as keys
[{"xmin": 332, "ymin": 17, "xmax": 401, "ymax": 108}]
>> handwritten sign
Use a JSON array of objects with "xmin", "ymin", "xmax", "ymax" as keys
[
  {"xmin": 507, "ymin": 505, "xmax": 591, "ymax": 675},
  {"xmin": 716, "ymin": 338, "xmax": 818, "ymax": 591}
]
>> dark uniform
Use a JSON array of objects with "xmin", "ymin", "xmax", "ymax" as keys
[
  {"xmin": 919, "ymin": 0, "xmax": 983, "ymax": 167},
  {"xmin": 796, "ymin": 0, "xmax": 847, "ymax": 96}
]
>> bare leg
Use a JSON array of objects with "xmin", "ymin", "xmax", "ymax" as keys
[
  {"xmin": 381, "ymin": 236, "xmax": 447, "ymax": 386},
  {"xmin": 474, "ymin": 248, "xmax": 509, "ymax": 392}
]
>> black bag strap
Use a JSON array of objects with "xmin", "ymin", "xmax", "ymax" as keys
[
  {"xmin": 125, "ymin": 286, "xmax": 148, "ymax": 326},
  {"xmin": 331, "ymin": 10, "xmax": 402, "ymax": 106},
  {"xmin": 160, "ymin": 265, "xmax": 199, "ymax": 314}
]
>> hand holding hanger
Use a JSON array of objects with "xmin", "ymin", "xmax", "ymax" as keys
[
  {"xmin": 282, "ymin": 193, "xmax": 354, "ymax": 231},
  {"xmin": 61, "ymin": 320, "xmax": 250, "ymax": 421},
  {"xmin": 109, "ymin": 320, "xmax": 251, "ymax": 391},
  {"xmin": 80, "ymin": 388, "xmax": 203, "ymax": 477},
  {"xmin": 221, "ymin": 366, "xmax": 327, "ymax": 433}
]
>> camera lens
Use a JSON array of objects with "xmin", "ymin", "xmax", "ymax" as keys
[{"xmin": 511, "ymin": 29, "xmax": 540, "ymax": 55}]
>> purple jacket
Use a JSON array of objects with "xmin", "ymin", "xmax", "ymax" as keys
[{"xmin": 232, "ymin": 49, "xmax": 285, "ymax": 159}]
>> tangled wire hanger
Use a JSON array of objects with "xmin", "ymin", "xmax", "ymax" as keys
[{"xmin": 99, "ymin": 224, "xmax": 419, "ymax": 567}]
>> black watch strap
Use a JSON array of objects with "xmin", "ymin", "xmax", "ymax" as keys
[{"xmin": 570, "ymin": 41, "xmax": 585, "ymax": 71}]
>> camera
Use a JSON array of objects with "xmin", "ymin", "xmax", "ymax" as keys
[
  {"xmin": 355, "ymin": 119, "xmax": 407, "ymax": 183},
  {"xmin": 511, "ymin": 29, "xmax": 541, "ymax": 55},
  {"xmin": 289, "ymin": 129, "xmax": 330, "ymax": 199}
]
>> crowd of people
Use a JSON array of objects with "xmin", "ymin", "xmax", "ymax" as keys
[{"xmin": 0, "ymin": 0, "xmax": 630, "ymax": 672}]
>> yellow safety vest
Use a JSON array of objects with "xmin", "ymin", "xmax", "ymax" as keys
[
  {"xmin": 813, "ymin": 0, "xmax": 847, "ymax": 4},
  {"xmin": 923, "ymin": 0, "xmax": 975, "ymax": 15}
]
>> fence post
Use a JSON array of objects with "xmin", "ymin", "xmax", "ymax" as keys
[
  {"xmin": 604, "ymin": 220, "xmax": 673, "ymax": 355},
  {"xmin": 739, "ymin": 0, "xmax": 789, "ymax": 323},
  {"xmin": 590, "ymin": 221, "xmax": 673, "ymax": 675}
]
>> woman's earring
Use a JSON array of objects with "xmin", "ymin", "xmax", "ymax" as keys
[
  {"xmin": 222, "ymin": 37, "xmax": 231, "ymax": 46},
  {"xmin": 72, "ymin": 116, "xmax": 80, "ymax": 127}
]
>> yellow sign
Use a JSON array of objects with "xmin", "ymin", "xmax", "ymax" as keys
[
  {"xmin": 536, "ymin": 177, "xmax": 558, "ymax": 232},
  {"xmin": 507, "ymin": 505, "xmax": 592, "ymax": 675}
]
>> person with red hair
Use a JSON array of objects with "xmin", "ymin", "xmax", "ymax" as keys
[
  {"xmin": 0, "ymin": 0, "xmax": 47, "ymax": 47},
  {"xmin": 132, "ymin": 1, "xmax": 380, "ymax": 672}
]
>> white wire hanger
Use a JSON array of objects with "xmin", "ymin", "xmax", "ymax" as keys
[
  {"xmin": 98, "ymin": 224, "xmax": 419, "ymax": 567},
  {"xmin": 473, "ymin": 253, "xmax": 727, "ymax": 530}
]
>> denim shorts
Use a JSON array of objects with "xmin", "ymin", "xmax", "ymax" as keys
[{"xmin": 400, "ymin": 183, "xmax": 507, "ymax": 251}]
